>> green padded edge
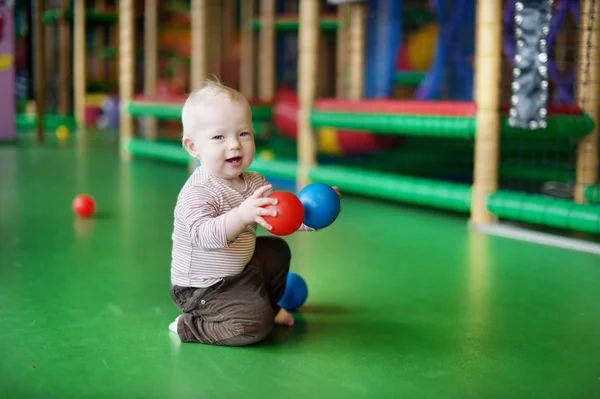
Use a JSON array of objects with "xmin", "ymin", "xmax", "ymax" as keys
[
  {"xmin": 43, "ymin": 9, "xmax": 118, "ymax": 24},
  {"xmin": 500, "ymin": 114, "xmax": 595, "ymax": 139},
  {"xmin": 125, "ymin": 139, "xmax": 191, "ymax": 165},
  {"xmin": 309, "ymin": 165, "xmax": 473, "ymax": 212},
  {"xmin": 584, "ymin": 186, "xmax": 600, "ymax": 204},
  {"xmin": 16, "ymin": 113, "xmax": 78, "ymax": 130},
  {"xmin": 123, "ymin": 141, "xmax": 600, "ymax": 234},
  {"xmin": 252, "ymin": 161, "xmax": 599, "ymax": 234},
  {"xmin": 310, "ymin": 111, "xmax": 594, "ymax": 140},
  {"xmin": 251, "ymin": 19, "xmax": 338, "ymax": 32},
  {"xmin": 124, "ymin": 139, "xmax": 296, "ymax": 175},
  {"xmin": 248, "ymin": 159, "xmax": 299, "ymax": 180},
  {"xmin": 487, "ymin": 190, "xmax": 600, "ymax": 233},
  {"xmin": 123, "ymin": 139, "xmax": 472, "ymax": 213},
  {"xmin": 311, "ymin": 112, "xmax": 476, "ymax": 139},
  {"xmin": 127, "ymin": 102, "xmax": 182, "ymax": 120},
  {"xmin": 255, "ymin": 158, "xmax": 474, "ymax": 213},
  {"xmin": 127, "ymin": 101, "xmax": 272, "ymax": 121},
  {"xmin": 127, "ymin": 101, "xmax": 593, "ymax": 141}
]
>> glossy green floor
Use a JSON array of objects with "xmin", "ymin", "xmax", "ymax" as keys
[{"xmin": 2, "ymin": 132, "xmax": 600, "ymax": 398}]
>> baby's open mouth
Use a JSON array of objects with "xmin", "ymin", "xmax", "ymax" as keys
[{"xmin": 226, "ymin": 156, "xmax": 242, "ymax": 165}]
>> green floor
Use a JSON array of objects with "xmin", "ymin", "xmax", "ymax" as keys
[{"xmin": 2, "ymin": 132, "xmax": 600, "ymax": 398}]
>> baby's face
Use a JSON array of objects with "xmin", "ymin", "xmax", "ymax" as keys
[{"xmin": 187, "ymin": 96, "xmax": 255, "ymax": 182}]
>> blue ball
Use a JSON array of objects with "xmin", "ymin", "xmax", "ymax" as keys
[
  {"xmin": 278, "ymin": 272, "xmax": 308, "ymax": 311},
  {"xmin": 298, "ymin": 183, "xmax": 340, "ymax": 229}
]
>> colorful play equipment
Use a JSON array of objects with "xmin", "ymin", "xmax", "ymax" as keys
[
  {"xmin": 278, "ymin": 272, "xmax": 308, "ymax": 312},
  {"xmin": 119, "ymin": 0, "xmax": 600, "ymax": 237},
  {"xmin": 503, "ymin": 0, "xmax": 580, "ymax": 105},
  {"xmin": 119, "ymin": 1, "xmax": 443, "ymax": 152},
  {"xmin": 119, "ymin": 0, "xmax": 268, "ymax": 154},
  {"xmin": 364, "ymin": 0, "xmax": 402, "ymax": 98},
  {"xmin": 14, "ymin": 1, "xmax": 119, "ymax": 133},
  {"xmin": 396, "ymin": 22, "xmax": 438, "ymax": 73},
  {"xmin": 0, "ymin": 4, "xmax": 16, "ymax": 142},
  {"xmin": 263, "ymin": 191, "xmax": 305, "ymax": 237},
  {"xmin": 72, "ymin": 194, "xmax": 96, "ymax": 218},
  {"xmin": 272, "ymin": 86, "xmax": 402, "ymax": 155},
  {"xmin": 267, "ymin": 0, "xmax": 598, "ymax": 234},
  {"xmin": 414, "ymin": 0, "xmax": 475, "ymax": 101},
  {"xmin": 298, "ymin": 183, "xmax": 341, "ymax": 230}
]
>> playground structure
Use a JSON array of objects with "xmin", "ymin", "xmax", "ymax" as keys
[
  {"xmin": 121, "ymin": 1, "xmax": 438, "ymax": 152},
  {"xmin": 120, "ymin": 0, "xmax": 238, "ymax": 148},
  {"xmin": 117, "ymin": 0, "xmax": 600, "ymax": 236},
  {"xmin": 0, "ymin": 3, "xmax": 16, "ymax": 142},
  {"xmin": 13, "ymin": 0, "xmax": 119, "ymax": 134}
]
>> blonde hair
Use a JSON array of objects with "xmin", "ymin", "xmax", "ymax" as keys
[{"xmin": 181, "ymin": 77, "xmax": 247, "ymax": 138}]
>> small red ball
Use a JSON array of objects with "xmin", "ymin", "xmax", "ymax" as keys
[
  {"xmin": 72, "ymin": 194, "xmax": 96, "ymax": 218},
  {"xmin": 262, "ymin": 191, "xmax": 304, "ymax": 236}
]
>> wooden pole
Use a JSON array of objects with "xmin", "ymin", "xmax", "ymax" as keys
[
  {"xmin": 95, "ymin": 0, "xmax": 107, "ymax": 82},
  {"xmin": 223, "ymin": 0, "xmax": 234, "ymax": 48},
  {"xmin": 348, "ymin": 2, "xmax": 365, "ymax": 100},
  {"xmin": 44, "ymin": 1, "xmax": 53, "ymax": 103},
  {"xmin": 191, "ymin": 0, "xmax": 208, "ymax": 89},
  {"xmin": 574, "ymin": 0, "xmax": 600, "ymax": 203},
  {"xmin": 74, "ymin": 0, "xmax": 86, "ymax": 127},
  {"xmin": 34, "ymin": 0, "xmax": 45, "ymax": 142},
  {"xmin": 58, "ymin": 0, "xmax": 70, "ymax": 115},
  {"xmin": 297, "ymin": 0, "xmax": 319, "ymax": 189},
  {"xmin": 144, "ymin": 0, "xmax": 158, "ymax": 140},
  {"xmin": 259, "ymin": 0, "xmax": 275, "ymax": 101},
  {"xmin": 222, "ymin": 0, "xmax": 235, "ymax": 62},
  {"xmin": 470, "ymin": 0, "xmax": 502, "ymax": 224},
  {"xmin": 240, "ymin": 0, "xmax": 255, "ymax": 98},
  {"xmin": 209, "ymin": 0, "xmax": 222, "ymax": 76},
  {"xmin": 119, "ymin": 0, "xmax": 134, "ymax": 159},
  {"xmin": 336, "ymin": 4, "xmax": 349, "ymax": 98},
  {"xmin": 316, "ymin": 0, "xmax": 328, "ymax": 97}
]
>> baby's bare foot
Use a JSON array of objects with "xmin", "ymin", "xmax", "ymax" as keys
[{"xmin": 275, "ymin": 308, "xmax": 295, "ymax": 326}]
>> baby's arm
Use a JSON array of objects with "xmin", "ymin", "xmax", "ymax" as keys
[
  {"xmin": 182, "ymin": 185, "xmax": 277, "ymax": 248},
  {"xmin": 227, "ymin": 184, "xmax": 278, "ymax": 239},
  {"xmin": 180, "ymin": 186, "xmax": 228, "ymax": 249},
  {"xmin": 225, "ymin": 183, "xmax": 276, "ymax": 240},
  {"xmin": 181, "ymin": 186, "xmax": 237, "ymax": 249}
]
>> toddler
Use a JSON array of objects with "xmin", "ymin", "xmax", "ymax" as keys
[{"xmin": 168, "ymin": 79, "xmax": 340, "ymax": 346}]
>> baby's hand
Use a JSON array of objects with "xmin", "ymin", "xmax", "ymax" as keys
[
  {"xmin": 332, "ymin": 186, "xmax": 342, "ymax": 212},
  {"xmin": 236, "ymin": 184, "xmax": 278, "ymax": 230}
]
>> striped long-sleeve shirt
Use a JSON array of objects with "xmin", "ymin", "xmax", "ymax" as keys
[{"xmin": 171, "ymin": 166, "xmax": 310, "ymax": 288}]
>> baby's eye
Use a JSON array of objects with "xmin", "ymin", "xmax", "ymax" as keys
[
  {"xmin": 240, "ymin": 131, "xmax": 250, "ymax": 137},
  {"xmin": 212, "ymin": 135, "xmax": 224, "ymax": 140}
]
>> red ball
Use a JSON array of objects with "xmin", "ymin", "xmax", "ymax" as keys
[
  {"xmin": 262, "ymin": 191, "xmax": 304, "ymax": 236},
  {"xmin": 72, "ymin": 194, "xmax": 96, "ymax": 218}
]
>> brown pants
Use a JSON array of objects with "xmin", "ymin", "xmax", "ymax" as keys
[{"xmin": 170, "ymin": 236, "xmax": 291, "ymax": 346}]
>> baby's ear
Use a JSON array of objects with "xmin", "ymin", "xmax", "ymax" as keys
[{"xmin": 182, "ymin": 137, "xmax": 199, "ymax": 158}]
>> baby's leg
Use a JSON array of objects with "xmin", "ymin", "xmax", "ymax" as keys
[
  {"xmin": 252, "ymin": 237, "xmax": 291, "ymax": 310},
  {"xmin": 170, "ymin": 267, "xmax": 275, "ymax": 346},
  {"xmin": 251, "ymin": 236, "xmax": 294, "ymax": 325}
]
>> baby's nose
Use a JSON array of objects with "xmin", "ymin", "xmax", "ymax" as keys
[{"xmin": 229, "ymin": 138, "xmax": 241, "ymax": 149}]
